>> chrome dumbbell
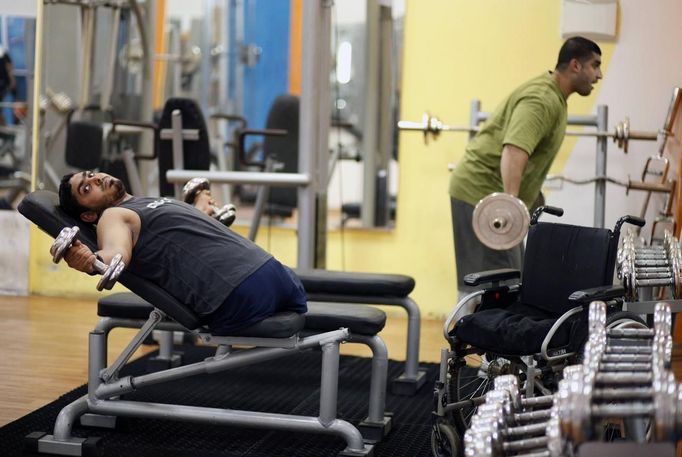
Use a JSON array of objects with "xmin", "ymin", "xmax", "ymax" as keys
[
  {"xmin": 50, "ymin": 226, "xmax": 125, "ymax": 291},
  {"xmin": 182, "ymin": 177, "xmax": 237, "ymax": 227},
  {"xmin": 559, "ymin": 302, "xmax": 679, "ymax": 447},
  {"xmin": 464, "ymin": 375, "xmax": 554, "ymax": 456},
  {"xmin": 212, "ymin": 203, "xmax": 237, "ymax": 227}
]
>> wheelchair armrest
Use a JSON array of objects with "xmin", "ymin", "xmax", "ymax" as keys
[
  {"xmin": 568, "ymin": 285, "xmax": 625, "ymax": 305},
  {"xmin": 463, "ymin": 268, "xmax": 520, "ymax": 287}
]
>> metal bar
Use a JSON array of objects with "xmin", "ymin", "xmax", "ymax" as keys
[
  {"xmin": 170, "ymin": 110, "xmax": 184, "ymax": 199},
  {"xmin": 595, "ymin": 105, "xmax": 608, "ymax": 228},
  {"xmin": 298, "ymin": 0, "xmax": 328, "ymax": 269},
  {"xmin": 79, "ymin": 5, "xmax": 95, "ymax": 109},
  {"xmin": 166, "ymin": 169, "xmax": 310, "ymax": 187},
  {"xmin": 349, "ymin": 334, "xmax": 388, "ymax": 424},
  {"xmin": 248, "ymin": 156, "xmax": 275, "ymax": 241},
  {"xmin": 361, "ymin": 0, "xmax": 380, "ymax": 227},
  {"xmin": 90, "ymin": 399, "xmax": 369, "ymax": 451},
  {"xmin": 30, "ymin": 0, "xmax": 45, "ymax": 191},
  {"xmin": 319, "ymin": 341, "xmax": 340, "ymax": 426},
  {"xmin": 100, "ymin": 5, "xmax": 120, "ymax": 110}
]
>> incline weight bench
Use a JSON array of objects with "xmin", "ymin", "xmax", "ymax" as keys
[
  {"xmin": 95, "ymin": 293, "xmax": 392, "ymax": 442},
  {"xmin": 18, "ymin": 190, "xmax": 376, "ymax": 457}
]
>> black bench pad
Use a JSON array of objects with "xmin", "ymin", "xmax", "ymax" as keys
[
  {"xmin": 98, "ymin": 292, "xmax": 303, "ymax": 338},
  {"xmin": 294, "ymin": 269, "xmax": 415, "ymax": 297},
  {"xmin": 304, "ymin": 302, "xmax": 386, "ymax": 335},
  {"xmin": 99, "ymin": 293, "xmax": 385, "ymax": 336}
]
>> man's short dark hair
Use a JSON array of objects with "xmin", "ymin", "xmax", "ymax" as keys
[
  {"xmin": 556, "ymin": 36, "xmax": 601, "ymax": 70},
  {"xmin": 59, "ymin": 172, "xmax": 88, "ymax": 219}
]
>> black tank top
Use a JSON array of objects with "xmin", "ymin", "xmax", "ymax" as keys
[{"xmin": 118, "ymin": 197, "xmax": 272, "ymax": 316}]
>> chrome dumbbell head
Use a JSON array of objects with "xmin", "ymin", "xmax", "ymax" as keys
[
  {"xmin": 654, "ymin": 371, "xmax": 678, "ymax": 441},
  {"xmin": 182, "ymin": 177, "xmax": 210, "ymax": 204},
  {"xmin": 50, "ymin": 226, "xmax": 80, "ymax": 263},
  {"xmin": 96, "ymin": 253, "xmax": 125, "ymax": 291},
  {"xmin": 213, "ymin": 203, "xmax": 237, "ymax": 227},
  {"xmin": 493, "ymin": 375, "xmax": 521, "ymax": 411}
]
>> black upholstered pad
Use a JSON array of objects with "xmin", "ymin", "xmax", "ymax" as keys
[
  {"xmin": 294, "ymin": 269, "xmax": 415, "ymax": 297},
  {"xmin": 453, "ymin": 301, "xmax": 586, "ymax": 355},
  {"xmin": 18, "ymin": 191, "xmax": 202, "ymax": 330},
  {"xmin": 99, "ymin": 293, "xmax": 385, "ymax": 336},
  {"xmin": 98, "ymin": 292, "xmax": 304, "ymax": 338},
  {"xmin": 99, "ymin": 292, "xmax": 156, "ymax": 319},
  {"xmin": 304, "ymin": 302, "xmax": 386, "ymax": 335}
]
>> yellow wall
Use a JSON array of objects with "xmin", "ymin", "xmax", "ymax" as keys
[{"xmin": 28, "ymin": 0, "xmax": 614, "ymax": 319}]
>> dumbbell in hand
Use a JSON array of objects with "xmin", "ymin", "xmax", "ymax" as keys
[
  {"xmin": 50, "ymin": 226, "xmax": 125, "ymax": 291},
  {"xmin": 182, "ymin": 177, "xmax": 237, "ymax": 227},
  {"xmin": 212, "ymin": 204, "xmax": 237, "ymax": 227}
]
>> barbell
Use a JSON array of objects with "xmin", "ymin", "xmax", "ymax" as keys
[
  {"xmin": 472, "ymin": 192, "xmax": 530, "ymax": 251},
  {"xmin": 398, "ymin": 112, "xmax": 660, "ymax": 153}
]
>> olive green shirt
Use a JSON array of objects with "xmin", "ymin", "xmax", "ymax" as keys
[{"xmin": 449, "ymin": 72, "xmax": 567, "ymax": 208}]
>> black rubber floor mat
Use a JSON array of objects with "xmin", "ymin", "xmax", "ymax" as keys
[{"xmin": 0, "ymin": 345, "xmax": 438, "ymax": 456}]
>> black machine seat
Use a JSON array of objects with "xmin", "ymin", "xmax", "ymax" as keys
[
  {"xmin": 295, "ymin": 268, "xmax": 415, "ymax": 298},
  {"xmin": 453, "ymin": 216, "xmax": 630, "ymax": 355}
]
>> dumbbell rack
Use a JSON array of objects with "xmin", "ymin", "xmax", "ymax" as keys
[
  {"xmin": 462, "ymin": 302, "xmax": 678, "ymax": 457},
  {"xmin": 617, "ymin": 229, "xmax": 682, "ymax": 301}
]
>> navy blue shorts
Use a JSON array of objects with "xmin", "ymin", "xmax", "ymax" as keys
[{"xmin": 206, "ymin": 258, "xmax": 308, "ymax": 335}]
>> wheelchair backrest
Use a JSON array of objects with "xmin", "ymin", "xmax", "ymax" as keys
[{"xmin": 520, "ymin": 221, "xmax": 618, "ymax": 315}]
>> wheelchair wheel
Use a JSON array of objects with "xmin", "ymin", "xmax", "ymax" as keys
[
  {"xmin": 605, "ymin": 311, "xmax": 647, "ymax": 329},
  {"xmin": 448, "ymin": 354, "xmax": 519, "ymax": 433},
  {"xmin": 430, "ymin": 422, "xmax": 460, "ymax": 457}
]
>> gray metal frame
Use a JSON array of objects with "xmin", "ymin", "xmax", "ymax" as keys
[
  {"xmin": 307, "ymin": 294, "xmax": 426, "ymax": 394},
  {"xmin": 88, "ymin": 313, "xmax": 392, "ymax": 440},
  {"xmin": 31, "ymin": 312, "xmax": 374, "ymax": 456},
  {"xmin": 471, "ymin": 100, "xmax": 609, "ymax": 228}
]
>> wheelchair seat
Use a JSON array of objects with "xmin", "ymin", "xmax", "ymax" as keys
[
  {"xmin": 454, "ymin": 300, "xmax": 586, "ymax": 355},
  {"xmin": 452, "ymin": 211, "xmax": 635, "ymax": 356}
]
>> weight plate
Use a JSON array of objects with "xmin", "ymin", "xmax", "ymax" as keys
[{"xmin": 472, "ymin": 193, "xmax": 530, "ymax": 250}]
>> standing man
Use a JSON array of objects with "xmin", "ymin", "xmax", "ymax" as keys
[{"xmin": 449, "ymin": 36, "xmax": 603, "ymax": 298}]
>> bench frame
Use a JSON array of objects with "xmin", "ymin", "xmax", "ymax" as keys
[{"xmin": 27, "ymin": 309, "xmax": 374, "ymax": 456}]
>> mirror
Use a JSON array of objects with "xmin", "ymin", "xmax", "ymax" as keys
[
  {"xmin": 33, "ymin": 1, "xmax": 406, "ymax": 231},
  {"xmin": 163, "ymin": 0, "xmax": 405, "ymax": 230},
  {"xmin": 329, "ymin": 0, "xmax": 405, "ymax": 229}
]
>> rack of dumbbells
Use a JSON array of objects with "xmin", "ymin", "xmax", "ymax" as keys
[
  {"xmin": 618, "ymin": 229, "xmax": 682, "ymax": 301},
  {"xmin": 463, "ymin": 301, "xmax": 677, "ymax": 456},
  {"xmin": 463, "ymin": 374, "xmax": 554, "ymax": 456}
]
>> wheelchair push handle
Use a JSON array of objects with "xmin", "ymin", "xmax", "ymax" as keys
[
  {"xmin": 530, "ymin": 205, "xmax": 564, "ymax": 224},
  {"xmin": 614, "ymin": 215, "xmax": 646, "ymax": 234}
]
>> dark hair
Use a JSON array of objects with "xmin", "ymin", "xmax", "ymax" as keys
[
  {"xmin": 59, "ymin": 172, "xmax": 89, "ymax": 219},
  {"xmin": 555, "ymin": 36, "xmax": 601, "ymax": 70}
]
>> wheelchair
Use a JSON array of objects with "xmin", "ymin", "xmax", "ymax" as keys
[{"xmin": 431, "ymin": 206, "xmax": 648, "ymax": 456}]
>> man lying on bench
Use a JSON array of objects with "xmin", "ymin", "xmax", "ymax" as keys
[
  {"xmin": 20, "ymin": 173, "xmax": 375, "ymax": 456},
  {"xmin": 58, "ymin": 170, "xmax": 307, "ymax": 336}
]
